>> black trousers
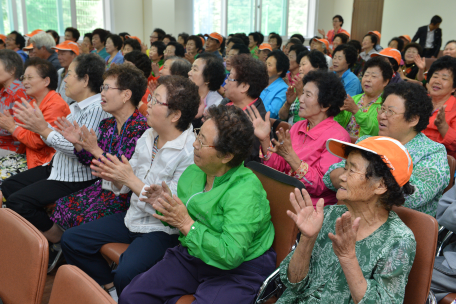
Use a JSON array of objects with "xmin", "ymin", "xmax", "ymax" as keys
[
  {"xmin": 3, "ymin": 165, "xmax": 95, "ymax": 232},
  {"xmin": 423, "ymin": 48, "xmax": 436, "ymax": 58}
]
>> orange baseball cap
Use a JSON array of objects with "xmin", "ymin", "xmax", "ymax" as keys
[
  {"xmin": 126, "ymin": 35, "xmax": 142, "ymax": 45},
  {"xmin": 399, "ymin": 35, "xmax": 411, "ymax": 43},
  {"xmin": 204, "ymin": 32, "xmax": 223, "ymax": 45},
  {"xmin": 0, "ymin": 34, "xmax": 6, "ymax": 43},
  {"xmin": 339, "ymin": 29, "xmax": 350, "ymax": 38},
  {"xmin": 259, "ymin": 43, "xmax": 272, "ymax": 51},
  {"xmin": 371, "ymin": 47, "xmax": 402, "ymax": 66},
  {"xmin": 25, "ymin": 29, "xmax": 44, "ymax": 37},
  {"xmin": 23, "ymin": 44, "xmax": 33, "ymax": 50},
  {"xmin": 199, "ymin": 36, "xmax": 205, "ymax": 45},
  {"xmin": 52, "ymin": 40, "xmax": 80, "ymax": 55},
  {"xmin": 326, "ymin": 136, "xmax": 413, "ymax": 187},
  {"xmin": 312, "ymin": 38, "xmax": 329, "ymax": 50},
  {"xmin": 368, "ymin": 31, "xmax": 381, "ymax": 40}
]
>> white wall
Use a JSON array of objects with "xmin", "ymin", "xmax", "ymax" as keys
[
  {"xmin": 175, "ymin": 0, "xmax": 193, "ymax": 36},
  {"xmin": 316, "ymin": 0, "xmax": 353, "ymax": 37},
  {"xmin": 381, "ymin": 0, "xmax": 456, "ymax": 49},
  {"xmin": 110, "ymin": 0, "xmax": 144, "ymax": 39}
]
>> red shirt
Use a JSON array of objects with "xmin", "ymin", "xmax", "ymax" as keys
[
  {"xmin": 226, "ymin": 98, "xmax": 258, "ymax": 110},
  {"xmin": 0, "ymin": 80, "xmax": 32, "ymax": 151},
  {"xmin": 422, "ymin": 95, "xmax": 456, "ymax": 158}
]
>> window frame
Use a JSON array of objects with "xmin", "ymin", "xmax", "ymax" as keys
[
  {"xmin": 0, "ymin": 0, "xmax": 111, "ymax": 40},
  {"xmin": 193, "ymin": 0, "xmax": 316, "ymax": 40}
]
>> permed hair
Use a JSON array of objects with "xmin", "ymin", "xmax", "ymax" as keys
[
  {"xmin": 302, "ymin": 70, "xmax": 346, "ymax": 117},
  {"xmin": 206, "ymin": 105, "xmax": 255, "ymax": 168},
  {"xmin": 0, "ymin": 49, "xmax": 23, "ymax": 79},
  {"xmin": 195, "ymin": 53, "xmax": 226, "ymax": 91},
  {"xmin": 333, "ymin": 44, "xmax": 359, "ymax": 68},
  {"xmin": 362, "ymin": 56, "xmax": 393, "ymax": 84},
  {"xmin": 382, "ymin": 82, "xmax": 433, "ymax": 133},
  {"xmin": 73, "ymin": 53, "xmax": 105, "ymax": 93},
  {"xmin": 230, "ymin": 54, "xmax": 269, "ymax": 99},
  {"xmin": 157, "ymin": 75, "xmax": 200, "ymax": 131},
  {"xmin": 427, "ymin": 55, "xmax": 456, "ymax": 88},
  {"xmin": 103, "ymin": 64, "xmax": 147, "ymax": 107},
  {"xmin": 267, "ymin": 50, "xmax": 290, "ymax": 78},
  {"xmin": 123, "ymin": 51, "xmax": 152, "ymax": 78}
]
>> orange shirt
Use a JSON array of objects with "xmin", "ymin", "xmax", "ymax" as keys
[
  {"xmin": 139, "ymin": 88, "xmax": 151, "ymax": 117},
  {"xmin": 422, "ymin": 95, "xmax": 456, "ymax": 158},
  {"xmin": 13, "ymin": 90, "xmax": 71, "ymax": 168}
]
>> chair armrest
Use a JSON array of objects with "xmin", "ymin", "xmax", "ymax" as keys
[
  {"xmin": 428, "ymin": 290, "xmax": 437, "ymax": 304},
  {"xmin": 437, "ymin": 231, "xmax": 454, "ymax": 257},
  {"xmin": 254, "ymin": 268, "xmax": 283, "ymax": 304}
]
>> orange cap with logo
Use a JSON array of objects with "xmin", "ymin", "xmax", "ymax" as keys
[
  {"xmin": 205, "ymin": 32, "xmax": 223, "ymax": 45},
  {"xmin": 371, "ymin": 47, "xmax": 402, "ymax": 66},
  {"xmin": 25, "ymin": 29, "xmax": 45, "ymax": 38},
  {"xmin": 312, "ymin": 38, "xmax": 329, "ymax": 50},
  {"xmin": 23, "ymin": 44, "xmax": 33, "ymax": 51},
  {"xmin": 326, "ymin": 136, "xmax": 413, "ymax": 187},
  {"xmin": 399, "ymin": 35, "xmax": 411, "ymax": 43},
  {"xmin": 259, "ymin": 43, "xmax": 272, "ymax": 51},
  {"xmin": 126, "ymin": 35, "xmax": 142, "ymax": 45},
  {"xmin": 52, "ymin": 40, "xmax": 80, "ymax": 55},
  {"xmin": 368, "ymin": 31, "xmax": 381, "ymax": 40}
]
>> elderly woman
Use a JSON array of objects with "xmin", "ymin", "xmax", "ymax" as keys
[
  {"xmin": 318, "ymin": 15, "xmax": 345, "ymax": 46},
  {"xmin": 119, "ymin": 105, "xmax": 275, "ymax": 304},
  {"xmin": 0, "ymin": 49, "xmax": 33, "ymax": 152},
  {"xmin": 388, "ymin": 37, "xmax": 405, "ymax": 52},
  {"xmin": 277, "ymin": 136, "xmax": 416, "ymax": 303},
  {"xmin": 149, "ymin": 41, "xmax": 166, "ymax": 78},
  {"xmin": 359, "ymin": 33, "xmax": 378, "ymax": 61},
  {"xmin": 122, "ymin": 38, "xmax": 141, "ymax": 55},
  {"xmin": 105, "ymin": 34, "xmax": 124, "ymax": 70},
  {"xmin": 332, "ymin": 44, "xmax": 363, "ymax": 96},
  {"xmin": 123, "ymin": 51, "xmax": 152, "ymax": 115},
  {"xmin": 422, "ymin": 56, "xmax": 456, "ymax": 158},
  {"xmin": 61, "ymin": 75, "xmax": 200, "ymax": 296},
  {"xmin": 54, "ymin": 41, "xmax": 79, "ymax": 105},
  {"xmin": 399, "ymin": 42, "xmax": 423, "ymax": 82},
  {"xmin": 91, "ymin": 28, "xmax": 109, "ymax": 60},
  {"xmin": 159, "ymin": 56, "xmax": 191, "ymax": 78},
  {"xmin": 0, "ymin": 58, "xmax": 70, "ymax": 185},
  {"xmin": 188, "ymin": 53, "xmax": 225, "ymax": 118},
  {"xmin": 332, "ymin": 32, "xmax": 349, "ymax": 52},
  {"xmin": 286, "ymin": 44, "xmax": 307, "ymax": 86},
  {"xmin": 49, "ymin": 65, "xmax": 149, "ymax": 254},
  {"xmin": 261, "ymin": 50, "xmax": 289, "ymax": 119},
  {"xmin": 248, "ymin": 70, "xmax": 350, "ymax": 206},
  {"xmin": 184, "ymin": 35, "xmax": 203, "ymax": 64},
  {"xmin": 443, "ymin": 40, "xmax": 456, "ymax": 58},
  {"xmin": 279, "ymin": 50, "xmax": 327, "ymax": 125},
  {"xmin": 325, "ymin": 81, "xmax": 449, "ymax": 216},
  {"xmin": 334, "ymin": 56, "xmax": 392, "ymax": 137},
  {"xmin": 2, "ymin": 54, "xmax": 110, "ymax": 271}
]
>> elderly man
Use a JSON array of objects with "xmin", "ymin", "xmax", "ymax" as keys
[
  {"xmin": 53, "ymin": 41, "xmax": 79, "ymax": 105},
  {"xmin": 29, "ymin": 32, "xmax": 61, "ymax": 70},
  {"xmin": 311, "ymin": 38, "xmax": 332, "ymax": 69},
  {"xmin": 204, "ymin": 32, "xmax": 223, "ymax": 59}
]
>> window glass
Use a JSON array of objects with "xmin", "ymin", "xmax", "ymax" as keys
[
  {"xmin": 288, "ymin": 0, "xmax": 308, "ymax": 37},
  {"xmin": 227, "ymin": 0, "xmax": 255, "ymax": 35},
  {"xmin": 261, "ymin": 0, "xmax": 287, "ymax": 36},
  {"xmin": 75, "ymin": 0, "xmax": 104, "ymax": 36},
  {"xmin": 193, "ymin": 0, "xmax": 221, "ymax": 34}
]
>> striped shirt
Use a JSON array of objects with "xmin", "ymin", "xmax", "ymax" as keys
[{"xmin": 42, "ymin": 94, "xmax": 111, "ymax": 182}]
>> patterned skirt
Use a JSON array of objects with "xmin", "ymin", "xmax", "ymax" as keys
[{"xmin": 0, "ymin": 153, "xmax": 28, "ymax": 187}]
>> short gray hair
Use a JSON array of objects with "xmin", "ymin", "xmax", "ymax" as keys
[
  {"xmin": 30, "ymin": 32, "xmax": 56, "ymax": 53},
  {"xmin": 170, "ymin": 57, "xmax": 192, "ymax": 77}
]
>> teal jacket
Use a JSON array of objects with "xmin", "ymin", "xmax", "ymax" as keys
[
  {"xmin": 333, "ymin": 93, "xmax": 382, "ymax": 137},
  {"xmin": 178, "ymin": 163, "xmax": 275, "ymax": 270}
]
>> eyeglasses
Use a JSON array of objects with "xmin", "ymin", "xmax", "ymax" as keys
[
  {"xmin": 376, "ymin": 107, "xmax": 405, "ymax": 117},
  {"xmin": 20, "ymin": 75, "xmax": 36, "ymax": 82},
  {"xmin": 100, "ymin": 84, "xmax": 123, "ymax": 93},
  {"xmin": 193, "ymin": 128, "xmax": 215, "ymax": 149},
  {"xmin": 226, "ymin": 74, "xmax": 237, "ymax": 82},
  {"xmin": 149, "ymin": 95, "xmax": 168, "ymax": 106}
]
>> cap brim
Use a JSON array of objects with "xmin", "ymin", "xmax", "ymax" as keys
[{"xmin": 326, "ymin": 138, "xmax": 378, "ymax": 160}]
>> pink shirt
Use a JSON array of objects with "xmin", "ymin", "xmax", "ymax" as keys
[{"xmin": 264, "ymin": 117, "xmax": 350, "ymax": 206}]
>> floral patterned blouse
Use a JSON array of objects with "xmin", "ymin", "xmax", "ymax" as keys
[
  {"xmin": 323, "ymin": 133, "xmax": 450, "ymax": 216},
  {"xmin": 276, "ymin": 205, "xmax": 416, "ymax": 304},
  {"xmin": 50, "ymin": 109, "xmax": 149, "ymax": 229},
  {"xmin": 345, "ymin": 94, "xmax": 378, "ymax": 137}
]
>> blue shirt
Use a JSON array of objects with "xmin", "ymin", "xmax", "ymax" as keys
[
  {"xmin": 16, "ymin": 50, "xmax": 28, "ymax": 63},
  {"xmin": 260, "ymin": 77, "xmax": 288, "ymax": 119},
  {"xmin": 105, "ymin": 51, "xmax": 124, "ymax": 69},
  {"xmin": 339, "ymin": 69, "xmax": 363, "ymax": 97},
  {"xmin": 210, "ymin": 50, "xmax": 223, "ymax": 60}
]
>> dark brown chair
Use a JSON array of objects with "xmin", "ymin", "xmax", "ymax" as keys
[
  {"xmin": 426, "ymin": 58, "xmax": 438, "ymax": 71},
  {"xmin": 392, "ymin": 206, "xmax": 439, "ymax": 304},
  {"xmin": 0, "ymin": 208, "xmax": 48, "ymax": 304},
  {"xmin": 440, "ymin": 293, "xmax": 456, "ymax": 304},
  {"xmin": 444, "ymin": 155, "xmax": 456, "ymax": 194},
  {"xmin": 48, "ymin": 265, "xmax": 116, "ymax": 304},
  {"xmin": 270, "ymin": 118, "xmax": 291, "ymax": 134},
  {"xmin": 350, "ymin": 136, "xmax": 358, "ymax": 144}
]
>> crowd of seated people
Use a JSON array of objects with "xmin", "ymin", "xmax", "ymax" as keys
[{"xmin": 1, "ymin": 12, "xmax": 456, "ymax": 303}]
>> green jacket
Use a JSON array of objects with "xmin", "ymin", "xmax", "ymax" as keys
[
  {"xmin": 250, "ymin": 46, "xmax": 259, "ymax": 59},
  {"xmin": 178, "ymin": 163, "xmax": 275, "ymax": 270},
  {"xmin": 333, "ymin": 93, "xmax": 382, "ymax": 137}
]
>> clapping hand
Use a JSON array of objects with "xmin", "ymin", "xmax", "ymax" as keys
[
  {"xmin": 434, "ymin": 105, "xmax": 449, "ymax": 137},
  {"xmin": 13, "ymin": 98, "xmax": 48, "ymax": 134},
  {"xmin": 54, "ymin": 117, "xmax": 82, "ymax": 144},
  {"xmin": 269, "ymin": 127, "xmax": 295, "ymax": 159},
  {"xmin": 286, "ymin": 86, "xmax": 297, "ymax": 105},
  {"xmin": 246, "ymin": 105, "xmax": 271, "ymax": 142},
  {"xmin": 287, "ymin": 188, "xmax": 324, "ymax": 240},
  {"xmin": 90, "ymin": 153, "xmax": 133, "ymax": 185},
  {"xmin": 414, "ymin": 55, "xmax": 426, "ymax": 70},
  {"xmin": 340, "ymin": 94, "xmax": 359, "ymax": 115},
  {"xmin": 328, "ymin": 211, "xmax": 360, "ymax": 260},
  {"xmin": 318, "ymin": 29, "xmax": 326, "ymax": 38},
  {"xmin": 151, "ymin": 62, "xmax": 160, "ymax": 76},
  {"xmin": 139, "ymin": 181, "xmax": 172, "ymax": 210},
  {"xmin": 153, "ymin": 190, "xmax": 194, "ymax": 233},
  {"xmin": 0, "ymin": 109, "xmax": 17, "ymax": 133}
]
